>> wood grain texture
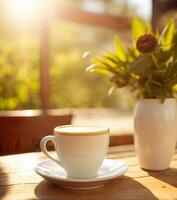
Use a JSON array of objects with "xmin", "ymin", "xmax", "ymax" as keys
[
  {"xmin": 0, "ymin": 145, "xmax": 177, "ymax": 200},
  {"xmin": 0, "ymin": 110, "xmax": 72, "ymax": 155},
  {"xmin": 109, "ymin": 134, "xmax": 134, "ymax": 146}
]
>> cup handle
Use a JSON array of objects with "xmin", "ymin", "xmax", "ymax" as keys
[{"xmin": 40, "ymin": 135, "xmax": 62, "ymax": 166}]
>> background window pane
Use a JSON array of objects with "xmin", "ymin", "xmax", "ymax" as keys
[{"xmin": 50, "ymin": 21, "xmax": 135, "ymax": 109}]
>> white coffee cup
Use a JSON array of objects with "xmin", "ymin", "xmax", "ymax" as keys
[{"xmin": 40, "ymin": 125, "xmax": 109, "ymax": 179}]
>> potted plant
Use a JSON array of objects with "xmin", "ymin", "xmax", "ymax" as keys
[{"xmin": 86, "ymin": 17, "xmax": 177, "ymax": 170}]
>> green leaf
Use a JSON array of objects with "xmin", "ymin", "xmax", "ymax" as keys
[
  {"xmin": 155, "ymin": 48, "xmax": 173, "ymax": 64},
  {"xmin": 145, "ymin": 81, "xmax": 154, "ymax": 98},
  {"xmin": 86, "ymin": 64, "xmax": 98, "ymax": 72},
  {"xmin": 132, "ymin": 17, "xmax": 147, "ymax": 45},
  {"xmin": 159, "ymin": 19, "xmax": 175, "ymax": 50},
  {"xmin": 155, "ymin": 27, "xmax": 160, "ymax": 39},
  {"xmin": 105, "ymin": 51, "xmax": 118, "ymax": 61},
  {"xmin": 127, "ymin": 46, "xmax": 139, "ymax": 61},
  {"xmin": 91, "ymin": 57, "xmax": 118, "ymax": 73},
  {"xmin": 90, "ymin": 68, "xmax": 112, "ymax": 75},
  {"xmin": 100, "ymin": 56, "xmax": 118, "ymax": 68},
  {"xmin": 144, "ymin": 80, "xmax": 164, "ymax": 99},
  {"xmin": 172, "ymin": 33, "xmax": 177, "ymax": 59},
  {"xmin": 82, "ymin": 51, "xmax": 91, "ymax": 59},
  {"xmin": 129, "ymin": 54, "xmax": 154, "ymax": 76},
  {"xmin": 172, "ymin": 84, "xmax": 177, "ymax": 92},
  {"xmin": 86, "ymin": 64, "xmax": 112, "ymax": 75},
  {"xmin": 151, "ymin": 80, "xmax": 161, "ymax": 86},
  {"xmin": 114, "ymin": 36, "xmax": 126, "ymax": 62},
  {"xmin": 166, "ymin": 61, "xmax": 177, "ymax": 85},
  {"xmin": 101, "ymin": 55, "xmax": 127, "ymax": 68}
]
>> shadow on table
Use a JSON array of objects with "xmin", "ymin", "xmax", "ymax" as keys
[
  {"xmin": 35, "ymin": 176, "xmax": 158, "ymax": 200},
  {"xmin": 0, "ymin": 165, "xmax": 8, "ymax": 199},
  {"xmin": 147, "ymin": 167, "xmax": 177, "ymax": 188}
]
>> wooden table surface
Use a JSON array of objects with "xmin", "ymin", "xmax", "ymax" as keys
[{"xmin": 0, "ymin": 145, "xmax": 177, "ymax": 200}]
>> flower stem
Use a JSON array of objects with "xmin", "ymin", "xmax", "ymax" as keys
[{"xmin": 151, "ymin": 53, "xmax": 159, "ymax": 69}]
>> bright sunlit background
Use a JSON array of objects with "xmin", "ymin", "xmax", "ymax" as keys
[
  {"xmin": 7, "ymin": 0, "xmax": 40, "ymax": 20},
  {"xmin": 0, "ymin": 0, "xmax": 175, "ymax": 111},
  {"xmin": 2, "ymin": 0, "xmax": 152, "ymax": 25},
  {"xmin": 82, "ymin": 0, "xmax": 152, "ymax": 20},
  {"xmin": 2, "ymin": 0, "xmax": 53, "ymax": 27}
]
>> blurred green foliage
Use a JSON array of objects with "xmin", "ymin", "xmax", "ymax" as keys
[
  {"xmin": 0, "ymin": 0, "xmax": 137, "ymax": 110},
  {"xmin": 50, "ymin": 21, "xmax": 122, "ymax": 108},
  {"xmin": 0, "ymin": 22, "xmax": 122, "ymax": 110},
  {"xmin": 0, "ymin": 39, "xmax": 40, "ymax": 110}
]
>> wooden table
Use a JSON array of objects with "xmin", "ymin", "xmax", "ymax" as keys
[{"xmin": 0, "ymin": 145, "xmax": 177, "ymax": 200}]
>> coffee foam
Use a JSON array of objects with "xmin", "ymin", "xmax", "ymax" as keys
[{"xmin": 54, "ymin": 125, "xmax": 108, "ymax": 135}]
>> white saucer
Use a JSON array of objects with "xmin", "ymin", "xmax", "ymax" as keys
[{"xmin": 35, "ymin": 159, "xmax": 128, "ymax": 189}]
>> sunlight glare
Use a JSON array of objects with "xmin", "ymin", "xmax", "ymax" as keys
[{"xmin": 7, "ymin": 0, "xmax": 41, "ymax": 23}]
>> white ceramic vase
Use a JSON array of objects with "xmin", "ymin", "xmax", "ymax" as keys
[{"xmin": 134, "ymin": 98, "xmax": 177, "ymax": 170}]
